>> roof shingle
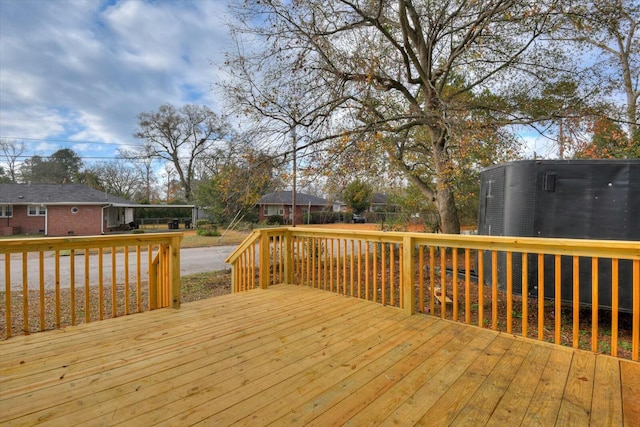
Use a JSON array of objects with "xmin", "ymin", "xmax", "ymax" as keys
[
  {"xmin": 0, "ymin": 184, "xmax": 132, "ymax": 205},
  {"xmin": 258, "ymin": 191, "xmax": 329, "ymax": 206}
]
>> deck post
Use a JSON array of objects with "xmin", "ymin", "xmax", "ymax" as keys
[
  {"xmin": 170, "ymin": 235, "xmax": 182, "ymax": 309},
  {"xmin": 229, "ymin": 263, "xmax": 237, "ymax": 292},
  {"xmin": 283, "ymin": 229, "xmax": 293, "ymax": 285},
  {"xmin": 149, "ymin": 252, "xmax": 158, "ymax": 310},
  {"xmin": 260, "ymin": 231, "xmax": 270, "ymax": 289},
  {"xmin": 402, "ymin": 235, "xmax": 415, "ymax": 315}
]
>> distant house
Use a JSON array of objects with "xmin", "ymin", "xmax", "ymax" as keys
[
  {"xmin": 257, "ymin": 191, "xmax": 330, "ymax": 224},
  {"xmin": 0, "ymin": 183, "xmax": 193, "ymax": 237},
  {"xmin": 332, "ymin": 193, "xmax": 395, "ymax": 213},
  {"xmin": 370, "ymin": 193, "xmax": 395, "ymax": 212}
]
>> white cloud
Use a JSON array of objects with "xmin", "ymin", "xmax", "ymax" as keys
[
  {"xmin": 0, "ymin": 0, "xmax": 233, "ymax": 159},
  {"xmin": 519, "ymin": 133, "xmax": 560, "ymax": 160}
]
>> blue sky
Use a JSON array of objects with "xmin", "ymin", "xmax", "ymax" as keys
[
  {"xmin": 0, "ymin": 0, "xmax": 562, "ymax": 170},
  {"xmin": 0, "ymin": 0, "xmax": 234, "ymax": 164}
]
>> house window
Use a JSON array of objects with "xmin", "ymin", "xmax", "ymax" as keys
[
  {"xmin": 28, "ymin": 205, "xmax": 47, "ymax": 216},
  {"xmin": 0, "ymin": 204, "xmax": 12, "ymax": 217},
  {"xmin": 264, "ymin": 205, "xmax": 284, "ymax": 217}
]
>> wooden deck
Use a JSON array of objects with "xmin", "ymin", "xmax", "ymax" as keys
[{"xmin": 1, "ymin": 285, "xmax": 638, "ymax": 426}]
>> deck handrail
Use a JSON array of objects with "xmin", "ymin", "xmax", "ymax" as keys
[
  {"xmin": 1, "ymin": 233, "xmax": 182, "ymax": 338},
  {"xmin": 224, "ymin": 229, "xmax": 261, "ymax": 264},
  {"xmin": 227, "ymin": 227, "xmax": 639, "ymax": 361}
]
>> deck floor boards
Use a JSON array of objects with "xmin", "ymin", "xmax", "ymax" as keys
[{"xmin": 1, "ymin": 284, "xmax": 638, "ymax": 426}]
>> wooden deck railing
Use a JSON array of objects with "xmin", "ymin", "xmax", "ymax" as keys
[
  {"xmin": 1, "ymin": 233, "xmax": 182, "ymax": 338},
  {"xmin": 226, "ymin": 227, "xmax": 640, "ymax": 361}
]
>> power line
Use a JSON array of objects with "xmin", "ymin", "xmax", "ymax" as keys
[
  {"xmin": 0, "ymin": 136, "xmax": 141, "ymax": 148},
  {"xmin": 9, "ymin": 155, "xmax": 127, "ymax": 160}
]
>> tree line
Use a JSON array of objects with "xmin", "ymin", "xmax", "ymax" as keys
[
  {"xmin": 2, "ymin": 0, "xmax": 637, "ymax": 232},
  {"xmin": 222, "ymin": 0, "xmax": 639, "ymax": 233},
  {"xmin": 0, "ymin": 128, "xmax": 282, "ymax": 225}
]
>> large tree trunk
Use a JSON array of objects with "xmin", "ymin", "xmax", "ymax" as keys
[
  {"xmin": 433, "ymin": 138, "xmax": 461, "ymax": 234},
  {"xmin": 388, "ymin": 132, "xmax": 462, "ymax": 234},
  {"xmin": 435, "ymin": 182, "xmax": 460, "ymax": 234}
]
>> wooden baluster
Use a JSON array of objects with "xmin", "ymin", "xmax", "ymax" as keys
[
  {"xmin": 390, "ymin": 243, "xmax": 396, "ymax": 307},
  {"xmin": 522, "ymin": 253, "xmax": 528, "ymax": 338},
  {"xmin": 555, "ymin": 254, "xmax": 561, "ymax": 344},
  {"xmin": 124, "ymin": 246, "xmax": 130, "ymax": 315},
  {"xmin": 419, "ymin": 246, "xmax": 425, "ymax": 313},
  {"xmin": 430, "ymin": 246, "xmax": 436, "ymax": 316},
  {"xmin": 478, "ymin": 249, "xmax": 484, "ymax": 328},
  {"xmin": 538, "ymin": 254, "xmax": 544, "ymax": 341},
  {"xmin": 22, "ymin": 252, "xmax": 28, "ymax": 334},
  {"xmin": 592, "ymin": 257, "xmax": 599, "ymax": 353},
  {"xmin": 465, "ymin": 248, "xmax": 471, "ymax": 324},
  {"xmin": 357, "ymin": 240, "xmax": 362, "ymax": 299},
  {"xmin": 112, "ymin": 247, "xmax": 117, "ymax": 317},
  {"xmin": 453, "ymin": 248, "xmax": 458, "ymax": 322},
  {"xmin": 506, "ymin": 251, "xmax": 513, "ymax": 333},
  {"xmin": 5, "ymin": 254, "xmax": 12, "ymax": 338},
  {"xmin": 70, "ymin": 250, "xmax": 75, "ymax": 325},
  {"xmin": 611, "ymin": 258, "xmax": 619, "ymax": 357},
  {"xmin": 39, "ymin": 252, "xmax": 45, "ymax": 331},
  {"xmin": 372, "ymin": 242, "xmax": 378, "ymax": 303},
  {"xmin": 136, "ymin": 246, "xmax": 142, "ymax": 312},
  {"xmin": 365, "ymin": 242, "xmax": 370, "ymax": 301},
  {"xmin": 55, "ymin": 251, "xmax": 61, "ymax": 327},
  {"xmin": 491, "ymin": 251, "xmax": 498, "ymax": 330}
]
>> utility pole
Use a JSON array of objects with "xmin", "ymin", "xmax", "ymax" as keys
[{"xmin": 291, "ymin": 125, "xmax": 297, "ymax": 227}]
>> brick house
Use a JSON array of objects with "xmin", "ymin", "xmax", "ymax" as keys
[
  {"xmin": 257, "ymin": 191, "xmax": 330, "ymax": 224},
  {"xmin": 0, "ymin": 183, "xmax": 192, "ymax": 237}
]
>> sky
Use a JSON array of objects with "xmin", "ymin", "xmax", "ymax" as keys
[
  {"xmin": 0, "ymin": 0, "xmax": 235, "ymax": 165},
  {"xmin": 0, "ymin": 0, "xmax": 560, "ymax": 173}
]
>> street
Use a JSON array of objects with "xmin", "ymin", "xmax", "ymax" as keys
[{"xmin": 1, "ymin": 246, "xmax": 237, "ymax": 291}]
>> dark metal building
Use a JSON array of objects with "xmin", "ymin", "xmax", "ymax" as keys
[{"xmin": 477, "ymin": 159, "xmax": 640, "ymax": 312}]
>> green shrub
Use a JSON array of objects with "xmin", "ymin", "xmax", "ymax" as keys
[
  {"xmin": 196, "ymin": 228, "xmax": 221, "ymax": 237},
  {"xmin": 196, "ymin": 219, "xmax": 211, "ymax": 229},
  {"xmin": 302, "ymin": 211, "xmax": 342, "ymax": 224},
  {"xmin": 267, "ymin": 215, "xmax": 284, "ymax": 225},
  {"xmin": 131, "ymin": 229, "xmax": 145, "ymax": 234}
]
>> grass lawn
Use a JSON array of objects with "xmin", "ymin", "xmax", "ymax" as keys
[{"xmin": 180, "ymin": 228, "xmax": 251, "ymax": 248}]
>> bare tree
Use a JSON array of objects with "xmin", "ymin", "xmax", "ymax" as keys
[
  {"xmin": 560, "ymin": 0, "xmax": 639, "ymax": 142},
  {"xmin": 88, "ymin": 159, "xmax": 145, "ymax": 200},
  {"xmin": 222, "ymin": 31, "xmax": 347, "ymax": 225},
  {"xmin": 227, "ymin": 0, "xmax": 566, "ymax": 233},
  {"xmin": 134, "ymin": 104, "xmax": 232, "ymax": 202},
  {"xmin": 118, "ymin": 143, "xmax": 157, "ymax": 202},
  {"xmin": 0, "ymin": 138, "xmax": 25, "ymax": 183}
]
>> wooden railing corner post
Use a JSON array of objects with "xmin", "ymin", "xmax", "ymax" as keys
[
  {"xmin": 283, "ymin": 229, "xmax": 293, "ymax": 284},
  {"xmin": 229, "ymin": 263, "xmax": 238, "ymax": 293},
  {"xmin": 149, "ymin": 252, "xmax": 159, "ymax": 310},
  {"xmin": 170, "ymin": 235, "xmax": 182, "ymax": 309},
  {"xmin": 402, "ymin": 235, "xmax": 415, "ymax": 315},
  {"xmin": 260, "ymin": 231, "xmax": 270, "ymax": 289}
]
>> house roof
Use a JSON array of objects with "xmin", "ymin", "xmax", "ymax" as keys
[
  {"xmin": 258, "ymin": 191, "xmax": 329, "ymax": 206},
  {"xmin": 372, "ymin": 193, "xmax": 389, "ymax": 204},
  {"xmin": 0, "ymin": 183, "xmax": 138, "ymax": 206}
]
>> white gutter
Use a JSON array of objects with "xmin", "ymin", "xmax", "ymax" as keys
[{"xmin": 44, "ymin": 205, "xmax": 48, "ymax": 236}]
